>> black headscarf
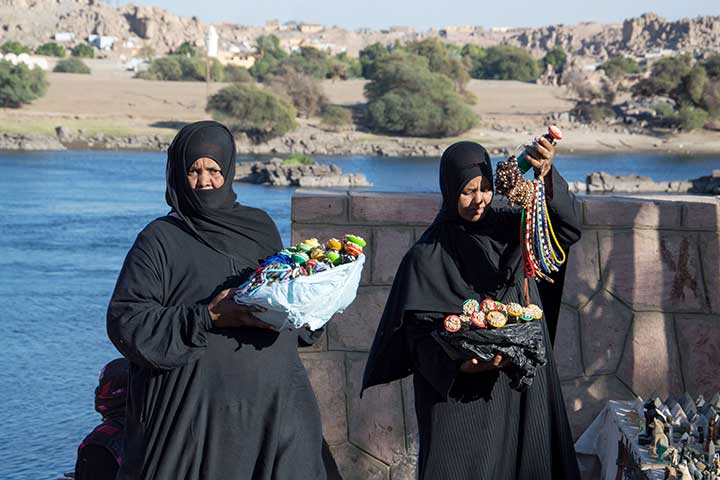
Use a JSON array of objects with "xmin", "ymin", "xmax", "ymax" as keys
[
  {"xmin": 362, "ymin": 142, "xmax": 524, "ymax": 392},
  {"xmin": 165, "ymin": 121, "xmax": 282, "ymax": 265}
]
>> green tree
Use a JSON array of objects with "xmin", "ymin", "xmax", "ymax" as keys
[
  {"xmin": 270, "ymin": 67, "xmax": 326, "ymax": 118},
  {"xmin": 174, "ymin": 41, "xmax": 198, "ymax": 57},
  {"xmin": 598, "ymin": 57, "xmax": 641, "ymax": 81},
  {"xmin": 632, "ymin": 54, "xmax": 693, "ymax": 99},
  {"xmin": 461, "ymin": 44, "xmax": 487, "ymax": 79},
  {"xmin": 281, "ymin": 46, "xmax": 330, "ymax": 79},
  {"xmin": 703, "ymin": 54, "xmax": 720, "ymax": 79},
  {"xmin": 35, "ymin": 42, "xmax": 66, "ymax": 57},
  {"xmin": 702, "ymin": 80, "xmax": 720, "ymax": 118},
  {"xmin": 71, "ymin": 43, "xmax": 95, "ymax": 58},
  {"xmin": 137, "ymin": 55, "xmax": 223, "ymax": 81},
  {"xmin": 53, "ymin": 57, "xmax": 91, "ymax": 74},
  {"xmin": 359, "ymin": 42, "xmax": 391, "ymax": 79},
  {"xmin": 250, "ymin": 35, "xmax": 287, "ymax": 81},
  {"xmin": 207, "ymin": 83, "xmax": 297, "ymax": 142},
  {"xmin": 479, "ymin": 45, "xmax": 540, "ymax": 82},
  {"xmin": 406, "ymin": 38, "xmax": 470, "ymax": 90},
  {"xmin": 542, "ymin": 46, "xmax": 567, "ymax": 73},
  {"xmin": 365, "ymin": 52, "xmax": 477, "ymax": 137},
  {"xmin": 332, "ymin": 52, "xmax": 361, "ymax": 78},
  {"xmin": 0, "ymin": 60, "xmax": 48, "ymax": 107},
  {"xmin": 1, "ymin": 40, "xmax": 31, "ymax": 55}
]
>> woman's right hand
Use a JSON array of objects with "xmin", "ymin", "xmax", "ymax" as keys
[
  {"xmin": 208, "ymin": 289, "xmax": 272, "ymax": 329},
  {"xmin": 459, "ymin": 354, "xmax": 510, "ymax": 374}
]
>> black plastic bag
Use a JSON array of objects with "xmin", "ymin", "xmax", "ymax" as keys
[{"xmin": 432, "ymin": 322, "xmax": 547, "ymax": 391}]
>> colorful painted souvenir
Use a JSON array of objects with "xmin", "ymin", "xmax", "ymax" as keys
[
  {"xmin": 444, "ymin": 314, "xmax": 463, "ymax": 333},
  {"xmin": 463, "ymin": 299, "xmax": 480, "ymax": 314},
  {"xmin": 486, "ymin": 310, "xmax": 508, "ymax": 328},
  {"xmin": 303, "ymin": 238, "xmax": 321, "ymax": 249},
  {"xmin": 326, "ymin": 238, "xmax": 342, "ymax": 251},
  {"xmin": 524, "ymin": 304, "xmax": 543, "ymax": 320},
  {"xmin": 344, "ymin": 242, "xmax": 363, "ymax": 257},
  {"xmin": 326, "ymin": 250, "xmax": 341, "ymax": 265},
  {"xmin": 344, "ymin": 234, "xmax": 366, "ymax": 248},
  {"xmin": 291, "ymin": 252, "xmax": 309, "ymax": 265},
  {"xmin": 296, "ymin": 242, "xmax": 313, "ymax": 253},
  {"xmin": 506, "ymin": 302, "xmax": 524, "ymax": 318},
  {"xmin": 470, "ymin": 311, "xmax": 486, "ymax": 328}
]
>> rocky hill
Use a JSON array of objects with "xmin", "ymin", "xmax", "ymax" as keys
[{"xmin": 0, "ymin": 1, "xmax": 718, "ymax": 61}]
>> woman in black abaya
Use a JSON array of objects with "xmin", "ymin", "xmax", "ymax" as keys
[
  {"xmin": 107, "ymin": 121, "xmax": 327, "ymax": 480},
  {"xmin": 362, "ymin": 138, "xmax": 582, "ymax": 479}
]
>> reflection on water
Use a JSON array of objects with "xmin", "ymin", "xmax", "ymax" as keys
[{"xmin": 0, "ymin": 150, "xmax": 717, "ymax": 479}]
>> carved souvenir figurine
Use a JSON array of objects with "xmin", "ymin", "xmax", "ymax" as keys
[
  {"xmin": 641, "ymin": 400, "xmax": 659, "ymax": 445},
  {"xmin": 677, "ymin": 462, "xmax": 692, "ymax": 480},
  {"xmin": 655, "ymin": 418, "xmax": 671, "ymax": 461}
]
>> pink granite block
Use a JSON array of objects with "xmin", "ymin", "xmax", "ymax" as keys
[
  {"xmin": 347, "ymin": 353, "xmax": 407, "ymax": 465},
  {"xmin": 616, "ymin": 312, "xmax": 684, "ymax": 398},
  {"xmin": 683, "ymin": 200, "xmax": 720, "ymax": 231},
  {"xmin": 584, "ymin": 198, "xmax": 681, "ymax": 228},
  {"xmin": 579, "ymin": 290, "xmax": 633, "ymax": 376},
  {"xmin": 675, "ymin": 314, "xmax": 720, "ymax": 397},
  {"xmin": 561, "ymin": 375, "xmax": 636, "ymax": 440},
  {"xmin": 350, "ymin": 192, "xmax": 442, "ymax": 225},
  {"xmin": 328, "ymin": 286, "xmax": 390, "ymax": 352},
  {"xmin": 301, "ymin": 352, "xmax": 348, "ymax": 445},
  {"xmin": 599, "ymin": 230, "xmax": 706, "ymax": 312},
  {"xmin": 554, "ymin": 304, "xmax": 584, "ymax": 380},
  {"xmin": 562, "ymin": 229, "xmax": 602, "ymax": 308},
  {"xmin": 292, "ymin": 189, "xmax": 348, "ymax": 224},
  {"xmin": 372, "ymin": 227, "xmax": 414, "ymax": 285}
]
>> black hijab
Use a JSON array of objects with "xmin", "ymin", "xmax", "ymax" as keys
[
  {"xmin": 362, "ymin": 142, "xmax": 524, "ymax": 392},
  {"xmin": 165, "ymin": 121, "xmax": 282, "ymax": 265}
]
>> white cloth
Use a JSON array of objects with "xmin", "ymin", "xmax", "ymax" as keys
[{"xmin": 233, "ymin": 255, "xmax": 365, "ymax": 331}]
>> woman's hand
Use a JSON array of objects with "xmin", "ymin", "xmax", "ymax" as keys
[
  {"xmin": 459, "ymin": 354, "xmax": 510, "ymax": 374},
  {"xmin": 208, "ymin": 289, "xmax": 272, "ymax": 329},
  {"xmin": 525, "ymin": 136, "xmax": 555, "ymax": 178}
]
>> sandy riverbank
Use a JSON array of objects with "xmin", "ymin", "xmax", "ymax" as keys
[{"xmin": 1, "ymin": 59, "xmax": 719, "ymax": 155}]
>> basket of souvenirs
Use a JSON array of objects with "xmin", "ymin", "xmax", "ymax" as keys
[
  {"xmin": 432, "ymin": 298, "xmax": 547, "ymax": 391},
  {"xmin": 233, "ymin": 235, "xmax": 367, "ymax": 332}
]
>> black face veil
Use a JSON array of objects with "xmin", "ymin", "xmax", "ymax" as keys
[
  {"xmin": 362, "ymin": 141, "xmax": 522, "ymax": 392},
  {"xmin": 165, "ymin": 121, "xmax": 282, "ymax": 266}
]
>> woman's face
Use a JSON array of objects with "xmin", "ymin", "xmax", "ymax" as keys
[
  {"xmin": 457, "ymin": 175, "xmax": 493, "ymax": 222},
  {"xmin": 187, "ymin": 157, "xmax": 225, "ymax": 190}
]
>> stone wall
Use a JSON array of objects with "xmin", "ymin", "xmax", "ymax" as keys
[{"xmin": 293, "ymin": 190, "xmax": 720, "ymax": 480}]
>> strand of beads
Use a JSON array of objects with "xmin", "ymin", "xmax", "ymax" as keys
[{"xmin": 495, "ymin": 156, "xmax": 566, "ymax": 283}]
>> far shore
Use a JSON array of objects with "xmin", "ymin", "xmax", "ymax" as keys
[{"xmin": 1, "ymin": 61, "xmax": 719, "ymax": 156}]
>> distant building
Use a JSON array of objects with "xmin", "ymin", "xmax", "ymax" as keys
[
  {"xmin": 490, "ymin": 26, "xmax": 511, "ymax": 32},
  {"xmin": 54, "ymin": 32, "xmax": 75, "ymax": 42},
  {"xmin": 2, "ymin": 53, "xmax": 49, "ymax": 70},
  {"xmin": 88, "ymin": 34, "xmax": 116, "ymax": 50},
  {"xmin": 389, "ymin": 25, "xmax": 415, "ymax": 34},
  {"xmin": 264, "ymin": 19, "xmax": 280, "ymax": 31},
  {"xmin": 444, "ymin": 25, "xmax": 475, "ymax": 34},
  {"xmin": 299, "ymin": 23, "xmax": 323, "ymax": 34},
  {"xmin": 217, "ymin": 50, "xmax": 256, "ymax": 68}
]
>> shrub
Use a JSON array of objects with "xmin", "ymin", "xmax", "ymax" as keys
[
  {"xmin": 1, "ymin": 40, "xmax": 31, "ymax": 55},
  {"xmin": 329, "ymin": 52, "xmax": 361, "ymax": 79},
  {"xmin": 461, "ymin": 44, "xmax": 486, "ymax": 79},
  {"xmin": 0, "ymin": 60, "xmax": 48, "ymax": 107},
  {"xmin": 281, "ymin": 46, "xmax": 330, "ymax": 79},
  {"xmin": 598, "ymin": 56, "xmax": 641, "ymax": 81},
  {"xmin": 250, "ymin": 35, "xmax": 287, "ymax": 81},
  {"xmin": 282, "ymin": 153, "xmax": 315, "ymax": 166},
  {"xmin": 677, "ymin": 105, "xmax": 708, "ymax": 130},
  {"xmin": 36, "ymin": 42, "xmax": 66, "ymax": 57},
  {"xmin": 137, "ymin": 55, "xmax": 223, "ymax": 81},
  {"xmin": 71, "ymin": 43, "xmax": 95, "ymax": 58},
  {"xmin": 702, "ymin": 80, "xmax": 720, "ymax": 118},
  {"xmin": 320, "ymin": 105, "xmax": 352, "ymax": 131},
  {"xmin": 406, "ymin": 38, "xmax": 469, "ymax": 90},
  {"xmin": 270, "ymin": 68, "xmax": 326, "ymax": 118},
  {"xmin": 174, "ymin": 41, "xmax": 198, "ymax": 57},
  {"xmin": 682, "ymin": 65, "xmax": 708, "ymax": 106},
  {"xmin": 703, "ymin": 54, "xmax": 720, "ymax": 79},
  {"xmin": 207, "ymin": 83, "xmax": 297, "ymax": 142},
  {"xmin": 53, "ymin": 57, "xmax": 91, "ymax": 74},
  {"xmin": 633, "ymin": 54, "xmax": 692, "ymax": 99},
  {"xmin": 476, "ymin": 45, "xmax": 540, "ymax": 82},
  {"xmin": 224, "ymin": 64, "xmax": 253, "ymax": 83},
  {"xmin": 542, "ymin": 46, "xmax": 567, "ymax": 73},
  {"xmin": 364, "ymin": 52, "xmax": 477, "ymax": 137},
  {"xmin": 572, "ymin": 103, "xmax": 615, "ymax": 123}
]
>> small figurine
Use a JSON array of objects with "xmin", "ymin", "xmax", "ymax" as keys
[
  {"xmin": 641, "ymin": 400, "xmax": 659, "ymax": 445},
  {"xmin": 655, "ymin": 418, "xmax": 670, "ymax": 461}
]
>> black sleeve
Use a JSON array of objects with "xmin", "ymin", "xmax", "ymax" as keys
[
  {"xmin": 75, "ymin": 445, "xmax": 119, "ymax": 480},
  {"xmin": 404, "ymin": 310, "xmax": 462, "ymax": 399},
  {"xmin": 107, "ymin": 232, "xmax": 214, "ymax": 370},
  {"xmin": 298, "ymin": 325, "xmax": 326, "ymax": 348},
  {"xmin": 544, "ymin": 166, "xmax": 582, "ymax": 250}
]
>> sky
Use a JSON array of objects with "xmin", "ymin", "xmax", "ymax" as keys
[{"xmin": 118, "ymin": 0, "xmax": 718, "ymax": 30}]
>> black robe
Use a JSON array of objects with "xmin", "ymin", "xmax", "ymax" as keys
[
  {"xmin": 107, "ymin": 215, "xmax": 326, "ymax": 479},
  {"xmin": 363, "ymin": 141, "xmax": 582, "ymax": 480},
  {"xmin": 108, "ymin": 121, "xmax": 327, "ymax": 480}
]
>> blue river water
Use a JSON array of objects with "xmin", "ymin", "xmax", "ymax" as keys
[{"xmin": 0, "ymin": 150, "xmax": 717, "ymax": 479}]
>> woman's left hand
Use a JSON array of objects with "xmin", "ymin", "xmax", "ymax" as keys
[{"xmin": 524, "ymin": 136, "xmax": 555, "ymax": 178}]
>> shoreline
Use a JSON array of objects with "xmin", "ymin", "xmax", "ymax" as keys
[{"xmin": 2, "ymin": 123, "xmax": 719, "ymax": 157}]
